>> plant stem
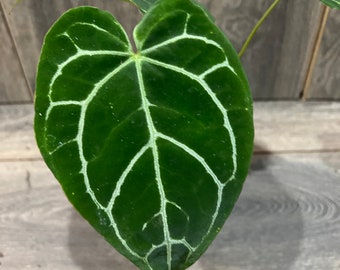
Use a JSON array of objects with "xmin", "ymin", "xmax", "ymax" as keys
[{"xmin": 238, "ymin": 0, "xmax": 282, "ymax": 58}]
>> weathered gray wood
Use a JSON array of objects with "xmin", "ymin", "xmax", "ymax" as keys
[
  {"xmin": 0, "ymin": 2, "xmax": 31, "ymax": 103},
  {"xmin": 309, "ymin": 8, "xmax": 340, "ymax": 100},
  {"xmin": 1, "ymin": 0, "xmax": 327, "ymax": 101},
  {"xmin": 2, "ymin": 102, "xmax": 340, "ymax": 161},
  {"xmin": 0, "ymin": 160, "xmax": 137, "ymax": 270},
  {"xmin": 193, "ymin": 154, "xmax": 340, "ymax": 270},
  {"xmin": 0, "ymin": 154, "xmax": 339, "ymax": 269},
  {"xmin": 253, "ymin": 101, "xmax": 340, "ymax": 153},
  {"xmin": 0, "ymin": 104, "xmax": 39, "ymax": 160}
]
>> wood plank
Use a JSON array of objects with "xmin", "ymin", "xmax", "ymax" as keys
[
  {"xmin": 0, "ymin": 3, "xmax": 31, "ymax": 103},
  {"xmin": 0, "ymin": 104, "xmax": 40, "ymax": 160},
  {"xmin": 308, "ymin": 8, "xmax": 340, "ymax": 100},
  {"xmin": 1, "ymin": 102, "xmax": 339, "ymax": 161},
  {"xmin": 253, "ymin": 101, "xmax": 340, "ymax": 153},
  {"xmin": 254, "ymin": 102, "xmax": 340, "ymax": 152},
  {"xmin": 0, "ymin": 160, "xmax": 137, "ymax": 270},
  {"xmin": 0, "ymin": 154, "xmax": 339, "ymax": 269},
  {"xmin": 3, "ymin": 0, "xmax": 325, "ymax": 100},
  {"xmin": 195, "ymin": 154, "xmax": 340, "ymax": 270},
  {"xmin": 205, "ymin": 0, "xmax": 323, "ymax": 99}
]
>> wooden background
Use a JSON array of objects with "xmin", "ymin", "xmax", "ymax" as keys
[{"xmin": 0, "ymin": 0, "xmax": 339, "ymax": 104}]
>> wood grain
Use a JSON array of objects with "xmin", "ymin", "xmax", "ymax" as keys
[
  {"xmin": 1, "ymin": 0, "xmax": 328, "ymax": 101},
  {"xmin": 253, "ymin": 101, "xmax": 340, "ymax": 153},
  {"xmin": 0, "ymin": 104, "xmax": 40, "ymax": 160},
  {"xmin": 308, "ymin": 8, "xmax": 340, "ymax": 100},
  {"xmin": 194, "ymin": 154, "xmax": 340, "ymax": 270},
  {"xmin": 0, "ymin": 2, "xmax": 31, "ymax": 103},
  {"xmin": 0, "ymin": 155, "xmax": 339, "ymax": 269},
  {"xmin": 0, "ymin": 160, "xmax": 137, "ymax": 270}
]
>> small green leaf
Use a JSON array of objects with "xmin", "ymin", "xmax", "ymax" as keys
[
  {"xmin": 126, "ymin": 0, "xmax": 158, "ymax": 13},
  {"xmin": 320, "ymin": 0, "xmax": 340, "ymax": 9},
  {"xmin": 35, "ymin": 0, "xmax": 253, "ymax": 269}
]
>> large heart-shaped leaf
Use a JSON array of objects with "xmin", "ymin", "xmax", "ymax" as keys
[{"xmin": 34, "ymin": 0, "xmax": 253, "ymax": 269}]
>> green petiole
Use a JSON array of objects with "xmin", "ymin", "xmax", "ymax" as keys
[{"xmin": 238, "ymin": 0, "xmax": 282, "ymax": 58}]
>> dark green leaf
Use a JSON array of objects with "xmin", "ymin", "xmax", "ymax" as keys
[
  {"xmin": 320, "ymin": 0, "xmax": 340, "ymax": 9},
  {"xmin": 35, "ymin": 0, "xmax": 253, "ymax": 269}
]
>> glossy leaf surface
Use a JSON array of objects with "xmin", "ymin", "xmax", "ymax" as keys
[
  {"xmin": 320, "ymin": 0, "xmax": 340, "ymax": 9},
  {"xmin": 35, "ymin": 0, "xmax": 253, "ymax": 269}
]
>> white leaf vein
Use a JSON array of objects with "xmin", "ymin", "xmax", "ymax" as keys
[
  {"xmin": 140, "ymin": 13, "xmax": 235, "ymax": 75},
  {"xmin": 142, "ymin": 56, "xmax": 237, "ymax": 182},
  {"xmin": 135, "ymin": 58, "xmax": 173, "ymax": 270}
]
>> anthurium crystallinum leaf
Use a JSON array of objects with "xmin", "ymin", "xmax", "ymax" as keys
[{"xmin": 34, "ymin": 0, "xmax": 254, "ymax": 269}]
